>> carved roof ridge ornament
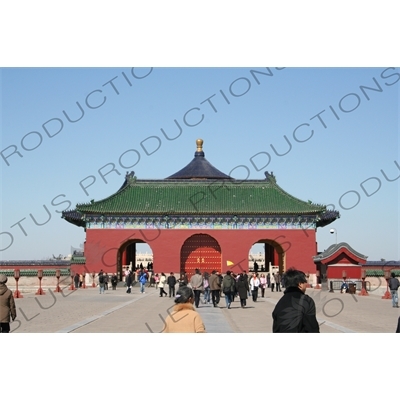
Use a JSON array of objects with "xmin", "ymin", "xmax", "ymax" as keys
[
  {"xmin": 264, "ymin": 171, "xmax": 276, "ymax": 183},
  {"xmin": 126, "ymin": 171, "xmax": 137, "ymax": 186}
]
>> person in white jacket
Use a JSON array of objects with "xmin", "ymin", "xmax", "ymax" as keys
[
  {"xmin": 270, "ymin": 272, "xmax": 276, "ymax": 292},
  {"xmin": 158, "ymin": 272, "xmax": 168, "ymax": 297},
  {"xmin": 249, "ymin": 273, "xmax": 260, "ymax": 302}
]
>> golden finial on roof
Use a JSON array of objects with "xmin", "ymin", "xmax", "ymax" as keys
[{"xmin": 196, "ymin": 138, "xmax": 203, "ymax": 152}]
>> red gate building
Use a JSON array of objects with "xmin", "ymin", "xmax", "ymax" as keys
[{"xmin": 62, "ymin": 139, "xmax": 339, "ymax": 280}]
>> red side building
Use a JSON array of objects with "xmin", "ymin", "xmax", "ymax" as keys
[{"xmin": 313, "ymin": 242, "xmax": 368, "ymax": 280}]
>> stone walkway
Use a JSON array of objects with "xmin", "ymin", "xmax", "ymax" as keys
[{"xmin": 7, "ymin": 282, "xmax": 400, "ymax": 333}]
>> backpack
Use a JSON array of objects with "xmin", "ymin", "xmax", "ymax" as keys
[{"xmin": 99, "ymin": 275, "xmax": 104, "ymax": 284}]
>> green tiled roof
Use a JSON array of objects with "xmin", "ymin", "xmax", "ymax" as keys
[
  {"xmin": 70, "ymin": 257, "xmax": 86, "ymax": 264},
  {"xmin": 365, "ymin": 270, "xmax": 400, "ymax": 277},
  {"xmin": 74, "ymin": 179, "xmax": 327, "ymax": 215}
]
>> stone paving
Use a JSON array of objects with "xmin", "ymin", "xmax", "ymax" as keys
[{"xmin": 7, "ymin": 282, "xmax": 400, "ymax": 333}]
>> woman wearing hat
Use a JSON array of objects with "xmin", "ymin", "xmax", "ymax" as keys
[
  {"xmin": 0, "ymin": 274, "xmax": 17, "ymax": 333},
  {"xmin": 163, "ymin": 286, "xmax": 206, "ymax": 333}
]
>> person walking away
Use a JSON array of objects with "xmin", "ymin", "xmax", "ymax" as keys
[
  {"xmin": 270, "ymin": 272, "xmax": 276, "ymax": 292},
  {"xmin": 183, "ymin": 271, "xmax": 189, "ymax": 285},
  {"xmin": 275, "ymin": 272, "xmax": 282, "ymax": 292},
  {"xmin": 124, "ymin": 267, "xmax": 130, "ymax": 286},
  {"xmin": 154, "ymin": 273, "xmax": 160, "ymax": 289},
  {"xmin": 272, "ymin": 268, "xmax": 320, "ymax": 333},
  {"xmin": 178, "ymin": 273, "xmax": 186, "ymax": 288},
  {"xmin": 222, "ymin": 271, "xmax": 235, "ymax": 309},
  {"xmin": 98, "ymin": 270, "xmax": 105, "ymax": 294},
  {"xmin": 79, "ymin": 274, "xmax": 83, "ymax": 288},
  {"xmin": 231, "ymin": 273, "xmax": 238, "ymax": 302},
  {"xmin": 236, "ymin": 273, "xmax": 249, "ymax": 308},
  {"xmin": 254, "ymin": 261, "xmax": 259, "ymax": 274},
  {"xmin": 243, "ymin": 271, "xmax": 251, "ymax": 297},
  {"xmin": 389, "ymin": 272, "xmax": 400, "ymax": 308},
  {"xmin": 203, "ymin": 272, "xmax": 211, "ymax": 304},
  {"xmin": 281, "ymin": 274, "xmax": 286, "ymax": 289},
  {"xmin": 217, "ymin": 271, "xmax": 223, "ymax": 298},
  {"xmin": 163, "ymin": 286, "xmax": 205, "ymax": 333},
  {"xmin": 104, "ymin": 273, "xmax": 109, "ymax": 290},
  {"xmin": 250, "ymin": 273, "xmax": 260, "ymax": 302},
  {"xmin": 167, "ymin": 272, "xmax": 177, "ymax": 297},
  {"xmin": 259, "ymin": 273, "xmax": 267, "ymax": 297},
  {"xmin": 74, "ymin": 273, "xmax": 80, "ymax": 289},
  {"xmin": 126, "ymin": 271, "xmax": 133, "ymax": 293},
  {"xmin": 159, "ymin": 273, "xmax": 168, "ymax": 297},
  {"xmin": 209, "ymin": 270, "xmax": 221, "ymax": 307},
  {"xmin": 139, "ymin": 270, "xmax": 147, "ymax": 294},
  {"xmin": 111, "ymin": 273, "xmax": 118, "ymax": 290},
  {"xmin": 0, "ymin": 274, "xmax": 17, "ymax": 333},
  {"xmin": 149, "ymin": 274, "xmax": 155, "ymax": 287},
  {"xmin": 189, "ymin": 269, "xmax": 204, "ymax": 308}
]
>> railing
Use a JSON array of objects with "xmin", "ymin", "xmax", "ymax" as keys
[{"xmin": 328, "ymin": 280, "xmax": 371, "ymax": 292}]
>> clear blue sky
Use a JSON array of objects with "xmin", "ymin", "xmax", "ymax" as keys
[
  {"xmin": 2, "ymin": 0, "xmax": 400, "ymax": 383},
  {"xmin": 1, "ymin": 67, "xmax": 399, "ymax": 261}
]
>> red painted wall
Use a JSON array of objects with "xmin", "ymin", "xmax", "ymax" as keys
[
  {"xmin": 84, "ymin": 228, "xmax": 317, "ymax": 275},
  {"xmin": 327, "ymin": 266, "xmax": 361, "ymax": 280}
]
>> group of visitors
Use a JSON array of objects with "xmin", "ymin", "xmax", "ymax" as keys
[
  {"xmin": 2, "ymin": 267, "xmax": 400, "ymax": 334},
  {"xmin": 97, "ymin": 270, "xmax": 119, "ymax": 293},
  {"xmin": 73, "ymin": 273, "xmax": 84, "ymax": 289},
  {"xmin": 163, "ymin": 267, "xmax": 317, "ymax": 333}
]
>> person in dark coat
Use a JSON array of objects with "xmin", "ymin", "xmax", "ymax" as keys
[
  {"xmin": 74, "ymin": 273, "xmax": 80, "ymax": 289},
  {"xmin": 222, "ymin": 271, "xmax": 235, "ymax": 309},
  {"xmin": 396, "ymin": 316, "xmax": 400, "ymax": 333},
  {"xmin": 243, "ymin": 271, "xmax": 251, "ymax": 296},
  {"xmin": 111, "ymin": 273, "xmax": 118, "ymax": 290},
  {"xmin": 0, "ymin": 275, "xmax": 17, "ymax": 333},
  {"xmin": 236, "ymin": 273, "xmax": 249, "ymax": 308},
  {"xmin": 272, "ymin": 268, "xmax": 319, "ymax": 333},
  {"xmin": 126, "ymin": 272, "xmax": 133, "ymax": 293},
  {"xmin": 167, "ymin": 272, "xmax": 177, "ymax": 297},
  {"xmin": 209, "ymin": 270, "xmax": 221, "ymax": 307},
  {"xmin": 178, "ymin": 273, "xmax": 186, "ymax": 288}
]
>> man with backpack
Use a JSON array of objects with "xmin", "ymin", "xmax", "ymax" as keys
[{"xmin": 389, "ymin": 272, "xmax": 400, "ymax": 308}]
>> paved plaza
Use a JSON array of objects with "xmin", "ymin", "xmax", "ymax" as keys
[{"xmin": 7, "ymin": 282, "xmax": 400, "ymax": 333}]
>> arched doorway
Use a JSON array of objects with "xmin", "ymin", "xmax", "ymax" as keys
[
  {"xmin": 249, "ymin": 239, "xmax": 285, "ymax": 274},
  {"xmin": 180, "ymin": 234, "xmax": 222, "ymax": 279},
  {"xmin": 117, "ymin": 239, "xmax": 151, "ymax": 281}
]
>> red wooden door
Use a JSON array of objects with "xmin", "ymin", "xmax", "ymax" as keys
[{"xmin": 181, "ymin": 234, "xmax": 221, "ymax": 279}]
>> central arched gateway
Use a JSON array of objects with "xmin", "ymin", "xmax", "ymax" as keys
[{"xmin": 181, "ymin": 234, "xmax": 222, "ymax": 278}]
